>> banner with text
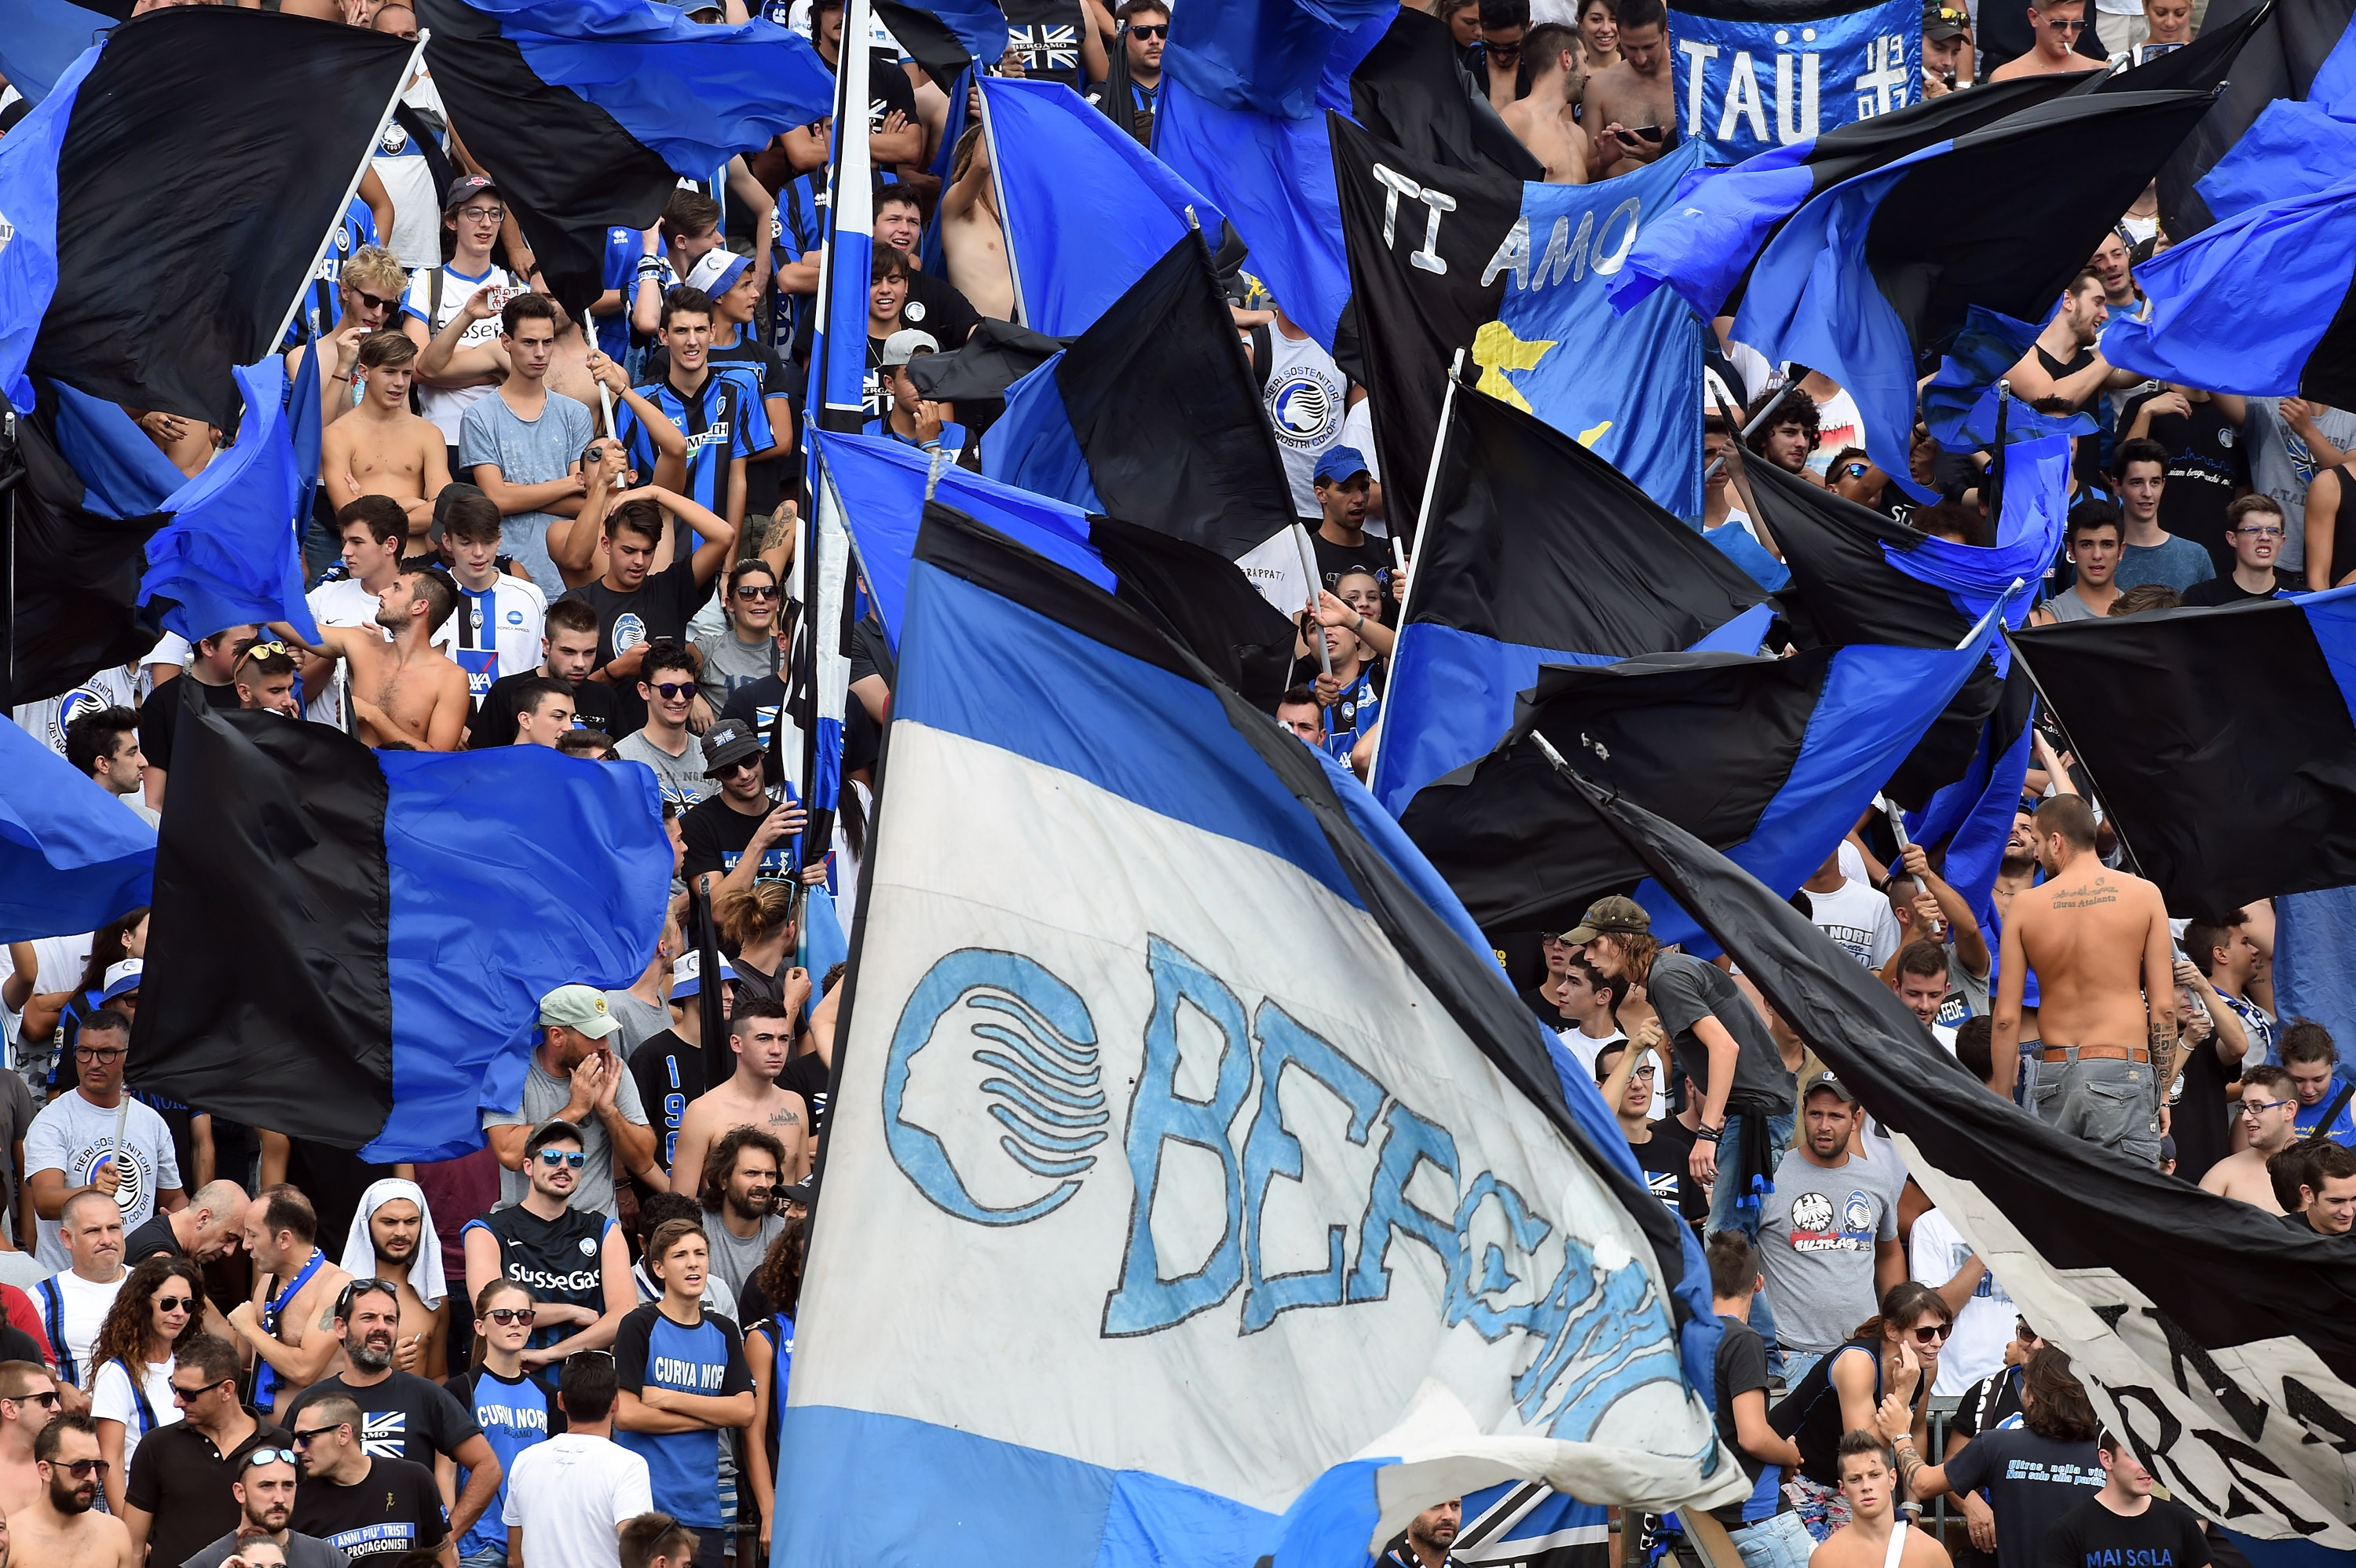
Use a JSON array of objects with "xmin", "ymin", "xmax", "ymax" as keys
[{"xmin": 1670, "ymin": 0, "xmax": 1920, "ymax": 156}]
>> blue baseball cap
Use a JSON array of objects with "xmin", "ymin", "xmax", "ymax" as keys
[
  {"xmin": 101, "ymin": 959, "xmax": 143, "ymax": 1003},
  {"xmin": 1314, "ymin": 445, "xmax": 1371, "ymax": 484}
]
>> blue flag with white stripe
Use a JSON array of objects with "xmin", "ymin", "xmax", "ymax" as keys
[
  {"xmin": 1670, "ymin": 0, "xmax": 1921, "ymax": 158},
  {"xmin": 783, "ymin": 503, "xmax": 1746, "ymax": 1567},
  {"xmin": 0, "ymin": 715, "xmax": 154, "ymax": 944}
]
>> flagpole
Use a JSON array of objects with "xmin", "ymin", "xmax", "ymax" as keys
[
  {"xmin": 1999, "ymin": 623, "xmax": 2152, "ymax": 879},
  {"xmin": 1700, "ymin": 385, "xmax": 1785, "ymax": 484},
  {"xmin": 1988, "ymin": 378, "xmax": 2011, "ymax": 528},
  {"xmin": 1366, "ymin": 349, "xmax": 1464, "ymax": 806},
  {"xmin": 269, "ymin": 35, "xmax": 428, "ymax": 356},
  {"xmin": 1707, "ymin": 385, "xmax": 1772, "ymax": 552},
  {"xmin": 1292, "ymin": 524, "xmax": 1333, "ymax": 678}
]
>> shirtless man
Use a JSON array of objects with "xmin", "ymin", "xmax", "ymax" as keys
[
  {"xmin": 2203, "ymin": 1065, "xmax": 2298, "ymax": 1214},
  {"xmin": 322, "ymin": 331, "xmax": 451, "ymax": 540},
  {"xmin": 0, "ymin": 1364, "xmax": 56, "ymax": 1519},
  {"xmin": 941, "ymin": 123, "xmax": 1015, "ymax": 321},
  {"xmin": 1996, "ymin": 795, "xmax": 2175, "ymax": 1168},
  {"xmin": 1501, "ymin": 23, "xmax": 1595, "ymax": 183},
  {"xmin": 346, "ymin": 1181, "xmax": 448, "ymax": 1380},
  {"xmin": 1806, "ymin": 1433, "xmax": 1946, "ymax": 1568},
  {"xmin": 671, "ymin": 994, "xmax": 813, "ymax": 1195},
  {"xmin": 6, "ymin": 1416, "xmax": 134, "ymax": 1568},
  {"xmin": 1580, "ymin": 0, "xmax": 1674, "ymax": 179},
  {"xmin": 286, "ymin": 243, "xmax": 409, "ymax": 431},
  {"xmin": 227, "ymin": 1189, "xmax": 352, "ymax": 1424},
  {"xmin": 1990, "ymin": 0, "xmax": 2102, "ymax": 78},
  {"xmin": 274, "ymin": 572, "xmax": 471, "ymax": 750}
]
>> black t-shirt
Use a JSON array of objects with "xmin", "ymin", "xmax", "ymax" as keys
[
  {"xmin": 285, "ymin": 1371, "xmax": 483, "ymax": 1470},
  {"xmin": 780, "ymin": 1051, "xmax": 829, "ymax": 1145},
  {"xmin": 1644, "ymin": 952, "xmax": 1794, "ymax": 1111},
  {"xmin": 901, "ymin": 269, "xmax": 982, "ymax": 352},
  {"xmin": 679, "ymin": 794, "xmax": 793, "ymax": 885},
  {"xmin": 2119, "ymin": 390, "xmax": 2252, "ymax": 580},
  {"xmin": 123, "ymin": 1212, "xmax": 181, "ymax": 1263},
  {"xmin": 631, "ymin": 1028, "xmax": 707, "ymax": 1185},
  {"xmin": 1952, "ymin": 1365, "xmax": 2025, "ymax": 1445},
  {"xmin": 1944, "ymin": 1426, "xmax": 2105, "ymax": 1568},
  {"xmin": 290, "ymin": 1453, "xmax": 450, "ymax": 1559},
  {"xmin": 1520, "ymin": 984, "xmax": 1568, "ymax": 1031},
  {"xmin": 2170, "ymin": 1032, "xmax": 2234, "ymax": 1185},
  {"xmin": 1632, "ymin": 1120, "xmax": 1707, "ymax": 1230},
  {"xmin": 137, "ymin": 675, "xmax": 241, "ymax": 775},
  {"xmin": 126, "ymin": 1416, "xmax": 294, "ymax": 1568},
  {"xmin": 1710, "ymin": 1313, "xmax": 1785, "ymax": 1527},
  {"xmin": 1310, "ymin": 528, "xmax": 1392, "ymax": 598},
  {"xmin": 561, "ymin": 556, "xmax": 716, "ymax": 736},
  {"xmin": 469, "ymin": 669, "xmax": 617, "ymax": 748},
  {"xmin": 723, "ymin": 671, "xmax": 788, "ymax": 739},
  {"xmin": 2047, "ymin": 1493, "xmax": 2211, "ymax": 1568},
  {"xmin": 2179, "ymin": 574, "xmax": 2281, "ymax": 609}
]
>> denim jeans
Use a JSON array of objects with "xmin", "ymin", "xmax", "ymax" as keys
[
  {"xmin": 1709, "ymin": 1108, "xmax": 1795, "ymax": 1370},
  {"xmin": 1780, "ymin": 1349, "xmax": 1825, "ymax": 1390},
  {"xmin": 461, "ymin": 1548, "xmax": 510, "ymax": 1568},
  {"xmin": 1729, "ymin": 1508, "xmax": 1815, "ymax": 1568}
]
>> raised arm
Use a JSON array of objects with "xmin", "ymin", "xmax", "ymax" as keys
[
  {"xmin": 1901, "ymin": 842, "xmax": 1988, "ymax": 979},
  {"xmin": 415, "ymin": 283, "xmax": 509, "ymax": 386}
]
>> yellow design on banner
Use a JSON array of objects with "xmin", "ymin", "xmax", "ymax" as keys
[
  {"xmin": 1471, "ymin": 320, "xmax": 1556, "ymax": 412},
  {"xmin": 1578, "ymin": 419, "xmax": 1614, "ymax": 445}
]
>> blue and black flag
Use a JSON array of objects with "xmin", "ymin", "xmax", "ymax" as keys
[
  {"xmin": 2157, "ymin": 0, "xmax": 2354, "ymax": 231},
  {"xmin": 0, "ymin": 714, "xmax": 153, "ymax": 945},
  {"xmin": 1399, "ymin": 631, "xmax": 1995, "ymax": 945},
  {"xmin": 0, "ymin": 7, "xmax": 415, "ymax": 431},
  {"xmin": 1369, "ymin": 383, "xmax": 1772, "ymax": 821},
  {"xmin": 129, "ymin": 703, "xmax": 671, "ymax": 1160},
  {"xmin": 415, "ymin": 0, "xmax": 833, "ymax": 321}
]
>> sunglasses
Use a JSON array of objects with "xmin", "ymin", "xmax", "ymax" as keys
[
  {"xmin": 349, "ymin": 288, "xmax": 401, "ymax": 313},
  {"xmin": 484, "ymin": 1306, "xmax": 538, "ymax": 1326},
  {"xmin": 537, "ymin": 1149, "xmax": 588, "ymax": 1168},
  {"xmin": 172, "ymin": 1377, "xmax": 230, "ymax": 1401},
  {"xmin": 290, "ymin": 1425, "xmax": 345, "ymax": 1447},
  {"xmin": 155, "ymin": 1295, "xmax": 196, "ymax": 1314},
  {"xmin": 721, "ymin": 757, "xmax": 763, "ymax": 776},
  {"xmin": 1129, "ymin": 21, "xmax": 1166, "ymax": 35},
  {"xmin": 53, "ymin": 1459, "xmax": 109, "ymax": 1479},
  {"xmin": 240, "ymin": 1447, "xmax": 300, "ymax": 1470},
  {"xmin": 1910, "ymin": 1321, "xmax": 1956, "ymax": 1344},
  {"xmin": 2040, "ymin": 14, "xmax": 2088, "ymax": 28},
  {"xmin": 736, "ymin": 584, "xmax": 781, "ymax": 600},
  {"xmin": 3, "ymin": 1391, "xmax": 60, "ymax": 1409},
  {"xmin": 238, "ymin": 639, "xmax": 291, "ymax": 666},
  {"xmin": 1840, "ymin": 462, "xmax": 1871, "ymax": 479},
  {"xmin": 648, "ymin": 682, "xmax": 695, "ymax": 701}
]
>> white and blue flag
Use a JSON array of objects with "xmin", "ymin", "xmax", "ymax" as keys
[
  {"xmin": 1671, "ymin": 0, "xmax": 1920, "ymax": 157},
  {"xmin": 783, "ymin": 505, "xmax": 1747, "ymax": 1566}
]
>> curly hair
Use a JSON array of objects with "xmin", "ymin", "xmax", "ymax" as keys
[
  {"xmin": 1744, "ymin": 382, "xmax": 1822, "ymax": 463},
  {"xmin": 752, "ymin": 1214, "xmax": 808, "ymax": 1321},
  {"xmin": 89, "ymin": 1255, "xmax": 204, "ymax": 1391}
]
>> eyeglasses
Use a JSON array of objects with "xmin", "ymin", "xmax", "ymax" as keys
[
  {"xmin": 1910, "ymin": 1321, "xmax": 1957, "ymax": 1343},
  {"xmin": 171, "ymin": 1377, "xmax": 229, "ymax": 1400},
  {"xmin": 2234, "ymin": 524, "xmax": 2285, "ymax": 538},
  {"xmin": 349, "ymin": 289, "xmax": 401, "ymax": 313},
  {"xmin": 649, "ymin": 682, "xmax": 695, "ymax": 701},
  {"xmin": 2242, "ymin": 1097, "xmax": 2297, "ymax": 1116},
  {"xmin": 2040, "ymin": 14, "xmax": 2088, "ymax": 29},
  {"xmin": 289, "ymin": 1425, "xmax": 345, "ymax": 1448},
  {"xmin": 1630, "ymin": 1064, "xmax": 1656, "ymax": 1079},
  {"xmin": 457, "ymin": 205, "xmax": 505, "ymax": 223},
  {"xmin": 335, "ymin": 1277, "xmax": 399, "ymax": 1318},
  {"xmin": 53, "ymin": 1459, "xmax": 109, "ymax": 1478},
  {"xmin": 73, "ymin": 1045, "xmax": 125, "ymax": 1062},
  {"xmin": 537, "ymin": 1149, "xmax": 588, "ymax": 1168},
  {"xmin": 736, "ymin": 584, "xmax": 780, "ymax": 600},
  {"xmin": 155, "ymin": 1295, "xmax": 196, "ymax": 1313},
  {"xmin": 239, "ymin": 1447, "xmax": 300, "ymax": 1470},
  {"xmin": 484, "ymin": 1306, "xmax": 538, "ymax": 1326},
  {"xmin": 1128, "ymin": 21, "xmax": 1167, "ymax": 35}
]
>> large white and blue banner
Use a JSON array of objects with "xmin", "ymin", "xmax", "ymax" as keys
[
  {"xmin": 781, "ymin": 510, "xmax": 1746, "ymax": 1566},
  {"xmin": 1671, "ymin": 0, "xmax": 1920, "ymax": 156}
]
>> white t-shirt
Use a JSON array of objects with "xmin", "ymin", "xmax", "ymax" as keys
[
  {"xmin": 32, "ymin": 1266, "xmax": 126, "ymax": 1389},
  {"xmin": 374, "ymin": 74, "xmax": 451, "ymax": 270},
  {"xmin": 92, "ymin": 1355, "xmax": 180, "ymax": 1472},
  {"xmin": 24, "ymin": 1091, "xmax": 182, "ymax": 1270},
  {"xmin": 1805, "ymin": 877, "xmax": 1902, "ymax": 969},
  {"xmin": 1807, "ymin": 387, "xmax": 1865, "ymax": 475},
  {"xmin": 1262, "ymin": 326, "xmax": 1347, "ymax": 519},
  {"xmin": 446, "ymin": 574, "xmax": 550, "ymax": 708},
  {"xmin": 503, "ymin": 1433, "xmax": 653, "ymax": 1568},
  {"xmin": 1909, "ymin": 1208, "xmax": 2014, "ymax": 1396},
  {"xmin": 403, "ymin": 261, "xmax": 517, "ymax": 444},
  {"xmin": 303, "ymin": 577, "xmax": 463, "ymax": 727},
  {"xmin": 11, "ymin": 663, "xmax": 140, "ymax": 758}
]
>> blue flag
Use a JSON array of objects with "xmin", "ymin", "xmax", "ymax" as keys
[
  {"xmin": 0, "ymin": 43, "xmax": 101, "ymax": 413},
  {"xmin": 137, "ymin": 359, "xmax": 323, "ymax": 646},
  {"xmin": 2099, "ymin": 169, "xmax": 2356, "ymax": 402},
  {"xmin": 1473, "ymin": 141, "xmax": 1708, "ymax": 517},
  {"xmin": 980, "ymin": 77, "xmax": 1224, "ymax": 334},
  {"xmin": 49, "ymin": 383, "xmax": 188, "ymax": 519},
  {"xmin": 1671, "ymin": 0, "xmax": 1921, "ymax": 158},
  {"xmin": 0, "ymin": 0, "xmax": 111, "ymax": 107},
  {"xmin": 980, "ymin": 352, "xmax": 1105, "ymax": 510},
  {"xmin": 2190, "ymin": 13, "xmax": 2356, "ymax": 220},
  {"xmin": 0, "ymin": 716, "xmax": 155, "ymax": 944},
  {"xmin": 1921, "ymin": 305, "xmax": 2097, "ymax": 454}
]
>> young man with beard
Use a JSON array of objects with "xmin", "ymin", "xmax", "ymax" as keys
[
  {"xmin": 463, "ymin": 1121, "xmax": 635, "ymax": 1380},
  {"xmin": 1081, "ymin": 0, "xmax": 1169, "ymax": 143},
  {"xmin": 694, "ymin": 1130, "xmax": 787, "ymax": 1306},
  {"xmin": 336, "ymin": 1181, "xmax": 449, "ymax": 1379},
  {"xmin": 481, "ymin": 989, "xmax": 656, "ymax": 1220},
  {"xmin": 272, "ymin": 573, "xmax": 471, "ymax": 750},
  {"xmin": 287, "ymin": 1394, "xmax": 452, "ymax": 1563},
  {"xmin": 1379, "ymin": 1499, "xmax": 1462, "ymax": 1568},
  {"xmin": 122, "ymin": 1335, "xmax": 292, "ymax": 1568},
  {"xmin": 2183, "ymin": 496, "xmax": 2291, "ymax": 607},
  {"xmin": 671, "ymin": 1001, "xmax": 812, "ymax": 1201},
  {"xmin": 182, "ymin": 1449, "xmax": 343, "ymax": 1568},
  {"xmin": 679, "ymin": 721, "xmax": 814, "ymax": 898},
  {"xmin": 321, "ymin": 331, "xmax": 452, "ymax": 544},
  {"xmin": 1758, "ymin": 1072, "xmax": 1905, "ymax": 1386},
  {"xmin": 2201, "ymin": 1065, "xmax": 2299, "ymax": 1213},
  {"xmin": 304, "ymin": 498, "xmax": 460, "ymax": 728},
  {"xmin": 2003, "ymin": 270, "xmax": 2139, "ymax": 417},
  {"xmin": 8, "ymin": 1416, "xmax": 133, "ymax": 1568},
  {"xmin": 469, "ymin": 598, "xmax": 615, "ymax": 747},
  {"xmin": 229, "ymin": 1190, "xmax": 353, "ymax": 1424},
  {"xmin": 283, "ymin": 1282, "xmax": 499, "ymax": 1542},
  {"xmin": 1502, "ymin": 23, "xmax": 1596, "ymax": 181}
]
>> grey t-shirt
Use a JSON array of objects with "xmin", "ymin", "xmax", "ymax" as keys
[
  {"xmin": 2247, "ymin": 397, "xmax": 2356, "ymax": 572},
  {"xmin": 693, "ymin": 628, "xmax": 782, "ymax": 714},
  {"xmin": 457, "ymin": 389, "xmax": 595, "ymax": 594},
  {"xmin": 182, "ymin": 1530, "xmax": 350, "ymax": 1568},
  {"xmin": 704, "ymin": 1212, "xmax": 783, "ymax": 1306},
  {"xmin": 1757, "ymin": 1145, "xmax": 1904, "ymax": 1353},
  {"xmin": 481, "ymin": 1058, "xmax": 650, "ymax": 1219},
  {"xmin": 2045, "ymin": 585, "xmax": 2104, "ymax": 621},
  {"xmin": 1644, "ymin": 952, "xmax": 1794, "ymax": 1113},
  {"xmin": 603, "ymin": 990, "xmax": 670, "ymax": 1056},
  {"xmin": 2112, "ymin": 533, "xmax": 2215, "ymax": 594},
  {"xmin": 612, "ymin": 729, "xmax": 717, "ymax": 808}
]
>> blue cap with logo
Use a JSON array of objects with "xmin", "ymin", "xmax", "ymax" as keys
[{"xmin": 1314, "ymin": 445, "xmax": 1372, "ymax": 484}]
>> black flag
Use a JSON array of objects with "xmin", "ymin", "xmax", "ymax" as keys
[
  {"xmin": 2010, "ymin": 596, "xmax": 2356, "ymax": 916},
  {"xmin": 904, "ymin": 320, "xmax": 1069, "ymax": 402},
  {"xmin": 19, "ymin": 8, "xmax": 415, "ymax": 430},
  {"xmin": 1561, "ymin": 767, "xmax": 2356, "ymax": 1552},
  {"xmin": 2155, "ymin": 0, "xmax": 2351, "ymax": 232},
  {"xmin": 1349, "ymin": 6, "xmax": 1543, "ymax": 180}
]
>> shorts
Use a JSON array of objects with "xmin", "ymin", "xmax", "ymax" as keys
[
  {"xmin": 2055, "ymin": 1054, "xmax": 2161, "ymax": 1166},
  {"xmin": 1789, "ymin": 1472, "xmax": 1852, "ymax": 1542},
  {"xmin": 1728, "ymin": 1509, "xmax": 1815, "ymax": 1568}
]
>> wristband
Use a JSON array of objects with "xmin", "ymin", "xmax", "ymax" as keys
[
  {"xmin": 330, "ymin": 372, "xmax": 351, "ymax": 382},
  {"xmin": 1695, "ymin": 1124, "xmax": 1722, "ymax": 1143}
]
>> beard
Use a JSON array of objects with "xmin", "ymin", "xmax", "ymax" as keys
[
  {"xmin": 349, "ymin": 1335, "xmax": 394, "ymax": 1373},
  {"xmin": 725, "ymin": 1189, "xmax": 772, "ymax": 1223},
  {"xmin": 46, "ymin": 1475, "xmax": 93, "ymax": 1515},
  {"xmin": 2000, "ymin": 850, "xmax": 2035, "ymax": 876},
  {"xmin": 372, "ymin": 1236, "xmax": 415, "ymax": 1267},
  {"xmin": 373, "ymin": 601, "xmax": 412, "ymax": 631}
]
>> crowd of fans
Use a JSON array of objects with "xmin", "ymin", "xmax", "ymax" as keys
[{"xmin": 0, "ymin": 0, "xmax": 2343, "ymax": 1561}]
